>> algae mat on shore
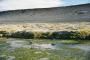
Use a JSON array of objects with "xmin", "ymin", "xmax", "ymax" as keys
[{"xmin": 0, "ymin": 38, "xmax": 90, "ymax": 60}]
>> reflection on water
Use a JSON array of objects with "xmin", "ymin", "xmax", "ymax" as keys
[
  {"xmin": 55, "ymin": 44, "xmax": 90, "ymax": 51},
  {"xmin": 6, "ymin": 39, "xmax": 90, "ymax": 51},
  {"xmin": 0, "ymin": 38, "xmax": 90, "ymax": 60}
]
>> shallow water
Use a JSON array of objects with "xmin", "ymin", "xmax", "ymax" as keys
[
  {"xmin": 6, "ymin": 39, "xmax": 90, "ymax": 51},
  {"xmin": 0, "ymin": 38, "xmax": 90, "ymax": 60}
]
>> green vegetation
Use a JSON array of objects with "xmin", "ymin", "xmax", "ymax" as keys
[
  {"xmin": 0, "ymin": 38, "xmax": 89, "ymax": 60},
  {"xmin": 12, "ymin": 48, "xmax": 48, "ymax": 60},
  {"xmin": 12, "ymin": 48, "xmax": 85, "ymax": 60},
  {"xmin": 0, "ymin": 48, "xmax": 86, "ymax": 60}
]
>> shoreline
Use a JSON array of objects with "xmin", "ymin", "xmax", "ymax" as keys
[{"xmin": 0, "ymin": 22, "xmax": 90, "ymax": 39}]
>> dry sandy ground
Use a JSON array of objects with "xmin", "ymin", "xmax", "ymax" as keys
[{"xmin": 0, "ymin": 22, "xmax": 90, "ymax": 32}]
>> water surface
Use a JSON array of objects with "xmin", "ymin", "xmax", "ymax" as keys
[{"xmin": 0, "ymin": 38, "xmax": 90, "ymax": 60}]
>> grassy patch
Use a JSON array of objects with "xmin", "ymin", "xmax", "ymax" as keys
[
  {"xmin": 10, "ymin": 48, "xmax": 85, "ymax": 60},
  {"xmin": 12, "ymin": 48, "xmax": 48, "ymax": 60}
]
